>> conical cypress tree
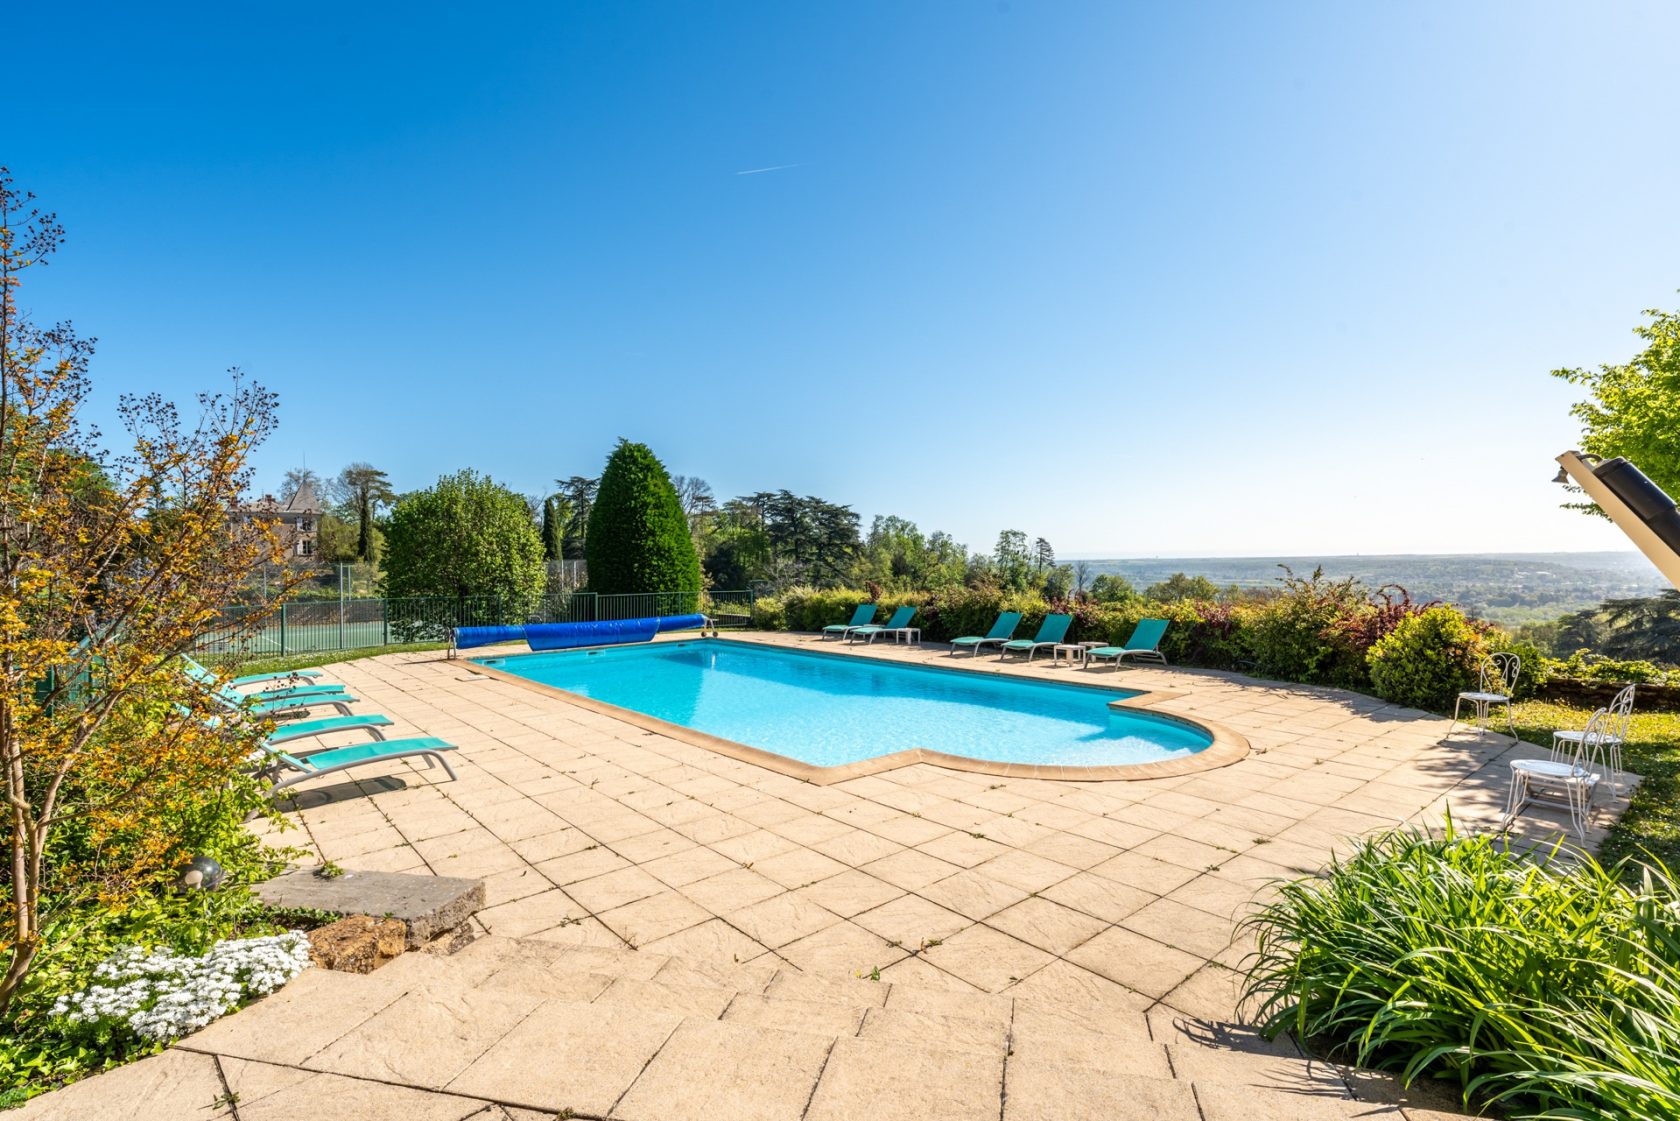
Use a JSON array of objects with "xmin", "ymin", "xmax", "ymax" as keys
[{"xmin": 585, "ymin": 440, "xmax": 701, "ymax": 611}]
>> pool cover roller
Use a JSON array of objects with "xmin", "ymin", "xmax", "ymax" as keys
[{"xmin": 454, "ymin": 614, "xmax": 708, "ymax": 652}]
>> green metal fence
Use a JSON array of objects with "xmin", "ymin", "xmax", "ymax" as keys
[{"xmin": 195, "ymin": 590, "xmax": 754, "ymax": 656}]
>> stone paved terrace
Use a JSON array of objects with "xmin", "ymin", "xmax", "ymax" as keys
[{"xmin": 17, "ymin": 633, "xmax": 1628, "ymax": 1121}]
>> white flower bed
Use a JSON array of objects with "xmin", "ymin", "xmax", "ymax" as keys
[{"xmin": 51, "ymin": 932, "xmax": 312, "ymax": 1042}]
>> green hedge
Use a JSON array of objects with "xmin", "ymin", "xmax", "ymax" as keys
[{"xmin": 751, "ymin": 580, "xmax": 1541, "ymax": 715}]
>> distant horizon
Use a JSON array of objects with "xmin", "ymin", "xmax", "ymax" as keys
[{"xmin": 1060, "ymin": 548, "xmax": 1654, "ymax": 563}]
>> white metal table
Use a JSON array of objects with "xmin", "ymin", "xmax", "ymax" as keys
[{"xmin": 1052, "ymin": 643, "xmax": 1087, "ymax": 667}]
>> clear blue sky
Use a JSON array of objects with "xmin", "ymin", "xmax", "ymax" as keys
[{"xmin": 12, "ymin": 2, "xmax": 1679, "ymax": 558}]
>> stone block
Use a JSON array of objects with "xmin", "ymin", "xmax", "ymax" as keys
[
  {"xmin": 256, "ymin": 868, "xmax": 485, "ymax": 948},
  {"xmin": 308, "ymin": 915, "xmax": 407, "ymax": 974}
]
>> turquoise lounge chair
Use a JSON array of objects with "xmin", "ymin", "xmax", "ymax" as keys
[
  {"xmin": 948, "ymin": 611, "xmax": 1022, "ymax": 656},
  {"xmin": 1085, "ymin": 619, "xmax": 1171, "ymax": 669},
  {"xmin": 183, "ymin": 656, "xmax": 323, "ymax": 690},
  {"xmin": 184, "ymin": 661, "xmax": 348, "ymax": 708},
  {"xmin": 233, "ymin": 714, "xmax": 397, "ymax": 771},
  {"xmin": 219, "ymin": 689, "xmax": 359, "ymax": 718},
  {"xmin": 260, "ymin": 737, "xmax": 459, "ymax": 796},
  {"xmin": 821, "ymin": 604, "xmax": 878, "ymax": 641},
  {"xmin": 847, "ymin": 605, "xmax": 917, "ymax": 644},
  {"xmin": 265, "ymin": 713, "xmax": 393, "ymax": 746},
  {"xmin": 999, "ymin": 614, "xmax": 1072, "ymax": 662}
]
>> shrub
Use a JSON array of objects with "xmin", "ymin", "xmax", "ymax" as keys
[
  {"xmin": 920, "ymin": 586, "xmax": 1052, "ymax": 643},
  {"xmin": 2, "ymin": 828, "xmax": 293, "ymax": 1099},
  {"xmin": 585, "ymin": 441, "xmax": 702, "ymax": 612},
  {"xmin": 749, "ymin": 595, "xmax": 788, "ymax": 632},
  {"xmin": 797, "ymin": 587, "xmax": 877, "ymax": 632},
  {"xmin": 1242, "ymin": 823, "xmax": 1680, "ymax": 1119},
  {"xmin": 1244, "ymin": 568, "xmax": 1373, "ymax": 687},
  {"xmin": 1483, "ymin": 633, "xmax": 1547, "ymax": 700},
  {"xmin": 383, "ymin": 469, "xmax": 546, "ymax": 622},
  {"xmin": 1366, "ymin": 606, "xmax": 1483, "ymax": 711},
  {"xmin": 1078, "ymin": 599, "xmax": 1218, "ymax": 666},
  {"xmin": 1547, "ymin": 651, "xmax": 1676, "ymax": 686},
  {"xmin": 51, "ymin": 934, "xmax": 311, "ymax": 1044}
]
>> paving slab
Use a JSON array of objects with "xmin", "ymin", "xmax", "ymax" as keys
[
  {"xmin": 305, "ymin": 984, "xmax": 543, "ymax": 1089},
  {"xmin": 805, "ymin": 1036, "xmax": 1004, "ymax": 1121},
  {"xmin": 9, "ymin": 1048, "xmax": 230, "ymax": 1121},
  {"xmin": 222, "ymin": 1059, "xmax": 492, "ymax": 1121},
  {"xmin": 612, "ymin": 1020, "xmax": 834, "ymax": 1121},
  {"xmin": 1003, "ymin": 1062, "xmax": 1202, "ymax": 1121},
  {"xmin": 178, "ymin": 967, "xmax": 402, "ymax": 1065},
  {"xmin": 446, "ymin": 1000, "xmax": 681, "ymax": 1115}
]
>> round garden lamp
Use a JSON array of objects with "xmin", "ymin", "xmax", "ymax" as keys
[{"xmin": 175, "ymin": 855, "xmax": 226, "ymax": 891}]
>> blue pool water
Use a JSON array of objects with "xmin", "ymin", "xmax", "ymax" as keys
[{"xmin": 477, "ymin": 640, "xmax": 1211, "ymax": 769}]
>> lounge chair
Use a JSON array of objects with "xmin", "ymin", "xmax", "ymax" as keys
[
  {"xmin": 219, "ymin": 688, "xmax": 359, "ymax": 718},
  {"xmin": 948, "ymin": 611, "xmax": 1023, "ymax": 656},
  {"xmin": 998, "ymin": 614, "xmax": 1072, "ymax": 662},
  {"xmin": 235, "ymin": 714, "xmax": 396, "ymax": 770},
  {"xmin": 189, "ymin": 667, "xmax": 350, "ymax": 708},
  {"xmin": 264, "ymin": 713, "xmax": 393, "ymax": 746},
  {"xmin": 847, "ymin": 606, "xmax": 917, "ymax": 644},
  {"xmin": 260, "ymin": 737, "xmax": 459, "ymax": 795},
  {"xmin": 182, "ymin": 655, "xmax": 323, "ymax": 690},
  {"xmin": 1085, "ymin": 619, "xmax": 1171, "ymax": 669},
  {"xmin": 821, "ymin": 604, "xmax": 878, "ymax": 641}
]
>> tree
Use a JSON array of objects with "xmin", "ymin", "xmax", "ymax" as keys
[
  {"xmin": 333, "ymin": 462, "xmax": 395, "ymax": 564},
  {"xmin": 555, "ymin": 475, "xmax": 599, "ymax": 560},
  {"xmin": 1146, "ymin": 572, "xmax": 1220, "ymax": 602},
  {"xmin": 383, "ymin": 469, "xmax": 545, "ymax": 617},
  {"xmin": 1554, "ymin": 302, "xmax": 1680, "ymax": 510},
  {"xmin": 1072, "ymin": 559, "xmax": 1093, "ymax": 596},
  {"xmin": 1033, "ymin": 537, "xmax": 1056, "ymax": 572},
  {"xmin": 703, "ymin": 497, "xmax": 772, "ymax": 589},
  {"xmin": 586, "ymin": 441, "xmax": 701, "ymax": 609},
  {"xmin": 1089, "ymin": 573, "xmax": 1140, "ymax": 604},
  {"xmin": 993, "ymin": 530, "xmax": 1033, "ymax": 591},
  {"xmin": 0, "ymin": 169, "xmax": 286, "ymax": 1014},
  {"xmin": 672, "ymin": 475, "xmax": 718, "ymax": 555},
  {"xmin": 1553, "ymin": 608, "xmax": 1607, "ymax": 654},
  {"xmin": 315, "ymin": 511, "xmax": 359, "ymax": 562},
  {"xmin": 1599, "ymin": 591, "xmax": 1680, "ymax": 660},
  {"xmin": 282, "ymin": 466, "xmax": 321, "ymax": 501},
  {"xmin": 724, "ymin": 490, "xmax": 861, "ymax": 589},
  {"xmin": 1041, "ymin": 565, "xmax": 1073, "ymax": 601},
  {"xmin": 672, "ymin": 475, "xmax": 717, "ymax": 525},
  {"xmin": 540, "ymin": 494, "xmax": 569, "ymax": 561}
]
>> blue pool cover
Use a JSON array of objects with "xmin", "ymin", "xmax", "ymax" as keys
[{"xmin": 455, "ymin": 614, "xmax": 707, "ymax": 652}]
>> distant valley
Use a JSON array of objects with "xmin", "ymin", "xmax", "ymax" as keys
[{"xmin": 1076, "ymin": 551, "xmax": 1669, "ymax": 626}]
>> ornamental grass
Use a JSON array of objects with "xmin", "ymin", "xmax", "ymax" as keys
[{"xmin": 1241, "ymin": 821, "xmax": 1680, "ymax": 1120}]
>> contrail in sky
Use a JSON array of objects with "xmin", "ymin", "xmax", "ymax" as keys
[{"xmin": 735, "ymin": 163, "xmax": 803, "ymax": 176}]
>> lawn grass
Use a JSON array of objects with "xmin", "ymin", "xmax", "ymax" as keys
[{"xmin": 1509, "ymin": 698, "xmax": 1680, "ymax": 871}]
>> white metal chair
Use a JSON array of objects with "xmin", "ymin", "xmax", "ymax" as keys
[
  {"xmin": 1502, "ymin": 707, "xmax": 1607, "ymax": 843},
  {"xmin": 1552, "ymin": 683, "xmax": 1634, "ymax": 798},
  {"xmin": 1452, "ymin": 653, "xmax": 1520, "ymax": 739}
]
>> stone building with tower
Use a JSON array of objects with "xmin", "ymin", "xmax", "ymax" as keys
[{"xmin": 235, "ymin": 480, "xmax": 323, "ymax": 561}]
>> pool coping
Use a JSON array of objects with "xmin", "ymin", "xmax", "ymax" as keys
[{"xmin": 458, "ymin": 635, "xmax": 1250, "ymax": 785}]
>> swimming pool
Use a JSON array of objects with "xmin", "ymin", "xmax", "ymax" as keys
[{"xmin": 475, "ymin": 639, "xmax": 1214, "ymax": 772}]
